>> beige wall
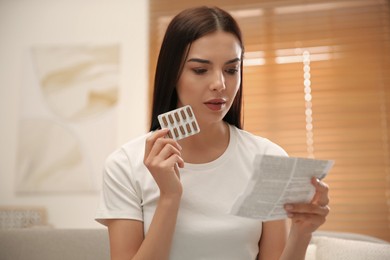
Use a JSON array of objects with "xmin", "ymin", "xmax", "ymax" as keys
[{"xmin": 0, "ymin": 0, "xmax": 149, "ymax": 228}]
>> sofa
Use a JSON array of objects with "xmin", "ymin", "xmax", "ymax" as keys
[
  {"xmin": 306, "ymin": 231, "xmax": 390, "ymax": 260},
  {"xmin": 0, "ymin": 228, "xmax": 109, "ymax": 260},
  {"xmin": 0, "ymin": 228, "xmax": 389, "ymax": 260}
]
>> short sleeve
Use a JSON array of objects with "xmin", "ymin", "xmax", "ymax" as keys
[
  {"xmin": 263, "ymin": 138, "xmax": 289, "ymax": 157},
  {"xmin": 95, "ymin": 148, "xmax": 143, "ymax": 225}
]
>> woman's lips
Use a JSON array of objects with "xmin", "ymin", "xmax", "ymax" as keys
[{"xmin": 204, "ymin": 99, "xmax": 226, "ymax": 111}]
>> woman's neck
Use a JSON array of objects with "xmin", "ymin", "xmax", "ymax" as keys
[{"xmin": 178, "ymin": 121, "xmax": 230, "ymax": 164}]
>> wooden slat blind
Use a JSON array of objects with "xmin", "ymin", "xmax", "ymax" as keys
[{"xmin": 149, "ymin": 0, "xmax": 390, "ymax": 241}]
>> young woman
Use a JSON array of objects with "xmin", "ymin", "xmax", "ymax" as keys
[{"xmin": 96, "ymin": 6, "xmax": 330, "ymax": 260}]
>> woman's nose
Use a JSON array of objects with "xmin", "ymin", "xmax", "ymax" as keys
[{"xmin": 209, "ymin": 71, "xmax": 226, "ymax": 92}]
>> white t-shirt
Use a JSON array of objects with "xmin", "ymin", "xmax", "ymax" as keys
[{"xmin": 96, "ymin": 124, "xmax": 287, "ymax": 260}]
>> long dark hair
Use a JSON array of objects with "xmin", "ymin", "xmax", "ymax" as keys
[{"xmin": 149, "ymin": 6, "xmax": 244, "ymax": 131}]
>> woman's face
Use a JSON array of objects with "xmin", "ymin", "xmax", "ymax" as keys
[{"xmin": 176, "ymin": 31, "xmax": 242, "ymax": 127}]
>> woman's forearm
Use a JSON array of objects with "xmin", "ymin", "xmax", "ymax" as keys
[{"xmin": 279, "ymin": 230, "xmax": 312, "ymax": 260}]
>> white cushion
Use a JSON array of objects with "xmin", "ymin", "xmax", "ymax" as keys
[
  {"xmin": 314, "ymin": 236, "xmax": 390, "ymax": 260},
  {"xmin": 305, "ymin": 244, "xmax": 317, "ymax": 260}
]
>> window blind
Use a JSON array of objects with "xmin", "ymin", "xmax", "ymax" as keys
[{"xmin": 149, "ymin": 0, "xmax": 390, "ymax": 242}]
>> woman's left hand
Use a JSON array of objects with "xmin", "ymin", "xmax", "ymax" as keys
[{"xmin": 284, "ymin": 177, "xmax": 330, "ymax": 236}]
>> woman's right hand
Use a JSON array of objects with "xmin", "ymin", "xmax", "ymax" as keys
[{"xmin": 143, "ymin": 129, "xmax": 184, "ymax": 197}]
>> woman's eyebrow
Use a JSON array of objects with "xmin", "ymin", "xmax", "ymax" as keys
[
  {"xmin": 225, "ymin": 57, "xmax": 241, "ymax": 64},
  {"xmin": 186, "ymin": 58, "xmax": 210, "ymax": 64},
  {"xmin": 186, "ymin": 57, "xmax": 241, "ymax": 64}
]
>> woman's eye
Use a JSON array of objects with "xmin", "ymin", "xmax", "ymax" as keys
[
  {"xmin": 226, "ymin": 68, "xmax": 239, "ymax": 75},
  {"xmin": 193, "ymin": 68, "xmax": 207, "ymax": 74}
]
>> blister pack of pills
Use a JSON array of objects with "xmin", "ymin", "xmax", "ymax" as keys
[{"xmin": 158, "ymin": 105, "xmax": 200, "ymax": 141}]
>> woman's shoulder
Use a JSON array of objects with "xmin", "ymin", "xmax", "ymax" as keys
[{"xmin": 231, "ymin": 125, "xmax": 288, "ymax": 156}]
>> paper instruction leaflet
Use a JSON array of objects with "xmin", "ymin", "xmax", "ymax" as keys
[{"xmin": 230, "ymin": 155, "xmax": 334, "ymax": 221}]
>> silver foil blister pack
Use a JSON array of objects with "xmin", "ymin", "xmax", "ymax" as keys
[{"xmin": 158, "ymin": 105, "xmax": 200, "ymax": 140}]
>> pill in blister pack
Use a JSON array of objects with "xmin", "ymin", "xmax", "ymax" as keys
[{"xmin": 158, "ymin": 105, "xmax": 200, "ymax": 141}]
